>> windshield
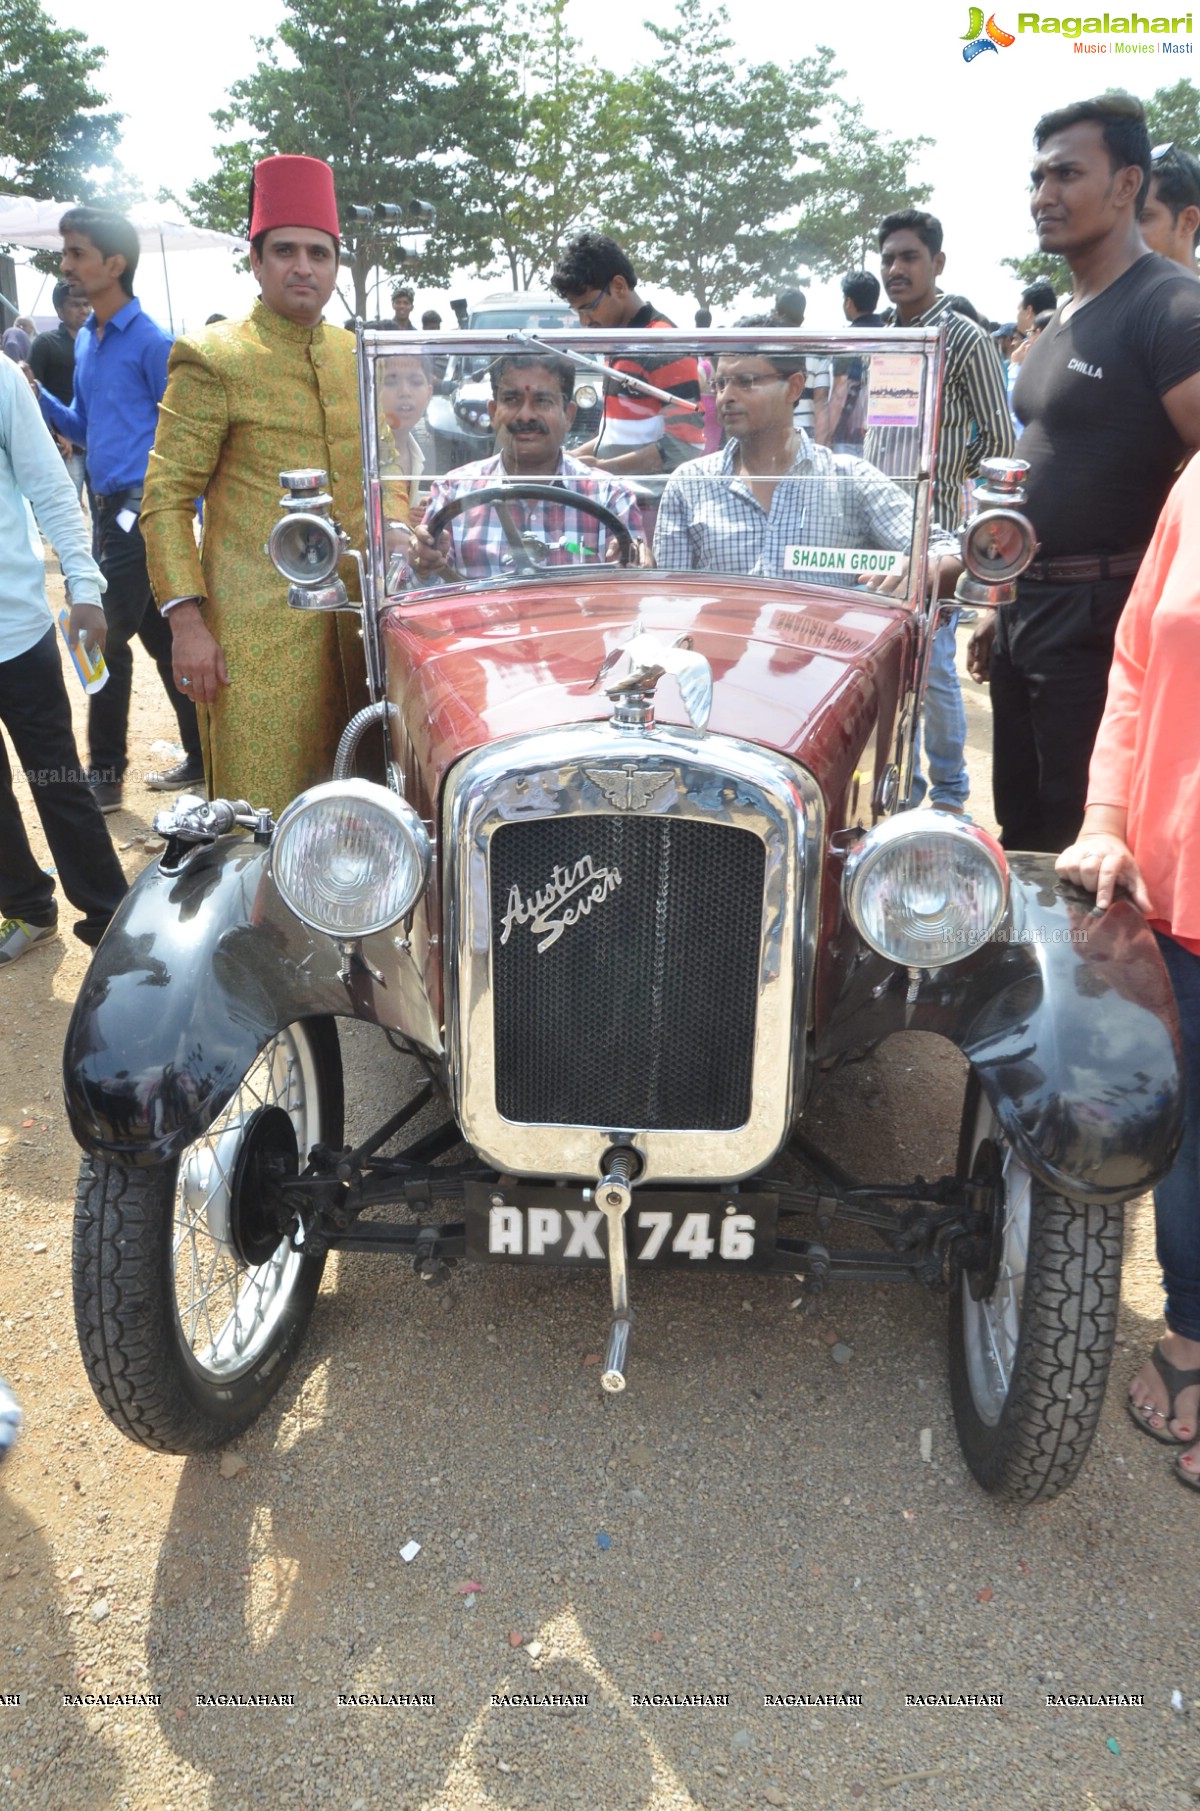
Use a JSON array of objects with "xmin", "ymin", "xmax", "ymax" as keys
[{"xmin": 360, "ymin": 327, "xmax": 944, "ymax": 610}]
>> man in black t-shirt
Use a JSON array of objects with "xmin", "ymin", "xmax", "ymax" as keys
[
  {"xmin": 967, "ymin": 94, "xmax": 1200, "ymax": 852},
  {"xmin": 29, "ymin": 281, "xmax": 89, "ymax": 499}
]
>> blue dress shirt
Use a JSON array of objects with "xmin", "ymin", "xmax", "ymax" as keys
[{"xmin": 38, "ymin": 297, "xmax": 172, "ymax": 495}]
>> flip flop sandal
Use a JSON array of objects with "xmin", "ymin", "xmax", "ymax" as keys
[
  {"xmin": 1173, "ymin": 1449, "xmax": 1200, "ymax": 1492},
  {"xmin": 1127, "ymin": 1344, "xmax": 1200, "ymax": 1447}
]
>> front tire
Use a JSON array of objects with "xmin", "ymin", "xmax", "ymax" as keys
[
  {"xmin": 948, "ymin": 1073, "xmax": 1123, "ymax": 1502},
  {"xmin": 73, "ymin": 1018, "xmax": 343, "ymax": 1453}
]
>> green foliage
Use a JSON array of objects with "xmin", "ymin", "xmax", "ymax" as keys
[
  {"xmin": 792, "ymin": 100, "xmax": 933, "ymax": 281},
  {"xmin": 455, "ymin": 0, "xmax": 622, "ymax": 291},
  {"xmin": 0, "ymin": 0, "xmax": 121, "ymax": 201},
  {"xmin": 598, "ymin": 0, "xmax": 837, "ymax": 311},
  {"xmin": 184, "ymin": 0, "xmax": 504, "ymax": 315},
  {"xmin": 1134, "ymin": 79, "xmax": 1200, "ymax": 147},
  {"xmin": 999, "ymin": 251, "xmax": 1072, "ymax": 295}
]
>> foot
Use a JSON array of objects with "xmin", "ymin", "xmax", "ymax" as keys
[
  {"xmin": 87, "ymin": 776, "xmax": 124, "ymax": 814},
  {"xmin": 145, "ymin": 755, "xmax": 206, "ymax": 793},
  {"xmin": 1128, "ymin": 1332, "xmax": 1200, "ymax": 1448},
  {"xmin": 0, "ymin": 915, "xmax": 58, "ymax": 968}
]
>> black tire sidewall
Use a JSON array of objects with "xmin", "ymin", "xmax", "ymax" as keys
[
  {"xmin": 73, "ymin": 1017, "xmax": 342, "ymax": 1453},
  {"xmin": 948, "ymin": 1077, "xmax": 1123, "ymax": 1502}
]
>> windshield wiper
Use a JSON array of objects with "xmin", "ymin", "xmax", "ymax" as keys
[{"xmin": 505, "ymin": 331, "xmax": 702, "ymax": 416}]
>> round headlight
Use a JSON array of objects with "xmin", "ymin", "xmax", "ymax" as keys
[
  {"xmin": 574, "ymin": 383, "xmax": 598, "ymax": 409},
  {"xmin": 268, "ymin": 511, "xmax": 343, "ymax": 586},
  {"xmin": 843, "ymin": 811, "xmax": 1008, "ymax": 967},
  {"xmin": 960, "ymin": 508, "xmax": 1036, "ymax": 585},
  {"xmin": 269, "ymin": 780, "xmax": 431, "ymax": 938}
]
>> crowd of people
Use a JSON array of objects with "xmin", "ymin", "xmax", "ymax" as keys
[{"xmin": 1, "ymin": 91, "xmax": 1199, "ymax": 1488}]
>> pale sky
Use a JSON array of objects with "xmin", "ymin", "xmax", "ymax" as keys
[{"xmin": 12, "ymin": 0, "xmax": 1197, "ymax": 333}]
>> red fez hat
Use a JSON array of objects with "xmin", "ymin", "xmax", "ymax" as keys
[{"xmin": 248, "ymin": 154, "xmax": 340, "ymax": 247}]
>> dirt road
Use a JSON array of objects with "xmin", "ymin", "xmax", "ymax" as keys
[{"xmin": 1, "ymin": 590, "xmax": 1197, "ymax": 1811}]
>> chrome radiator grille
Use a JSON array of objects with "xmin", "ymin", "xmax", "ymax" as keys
[{"xmin": 490, "ymin": 816, "xmax": 765, "ymax": 1130}]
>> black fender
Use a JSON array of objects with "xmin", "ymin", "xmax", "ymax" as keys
[
  {"xmin": 816, "ymin": 854, "xmax": 1183, "ymax": 1203},
  {"xmin": 63, "ymin": 838, "xmax": 354, "ymax": 1167}
]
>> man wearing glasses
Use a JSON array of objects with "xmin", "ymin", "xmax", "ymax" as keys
[
  {"xmin": 967, "ymin": 94, "xmax": 1200, "ymax": 854},
  {"xmin": 653, "ymin": 332, "xmax": 960, "ymax": 590},
  {"xmin": 1139, "ymin": 142, "xmax": 1200, "ymax": 275},
  {"xmin": 549, "ymin": 232, "xmax": 704, "ymax": 475},
  {"xmin": 409, "ymin": 352, "xmax": 643, "ymax": 582}
]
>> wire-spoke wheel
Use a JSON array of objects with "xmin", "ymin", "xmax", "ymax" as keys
[
  {"xmin": 73, "ymin": 1018, "xmax": 342, "ymax": 1453},
  {"xmin": 948, "ymin": 1073, "xmax": 1123, "ymax": 1502}
]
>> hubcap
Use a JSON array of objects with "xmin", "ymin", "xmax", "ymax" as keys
[
  {"xmin": 961, "ymin": 1104, "xmax": 1030, "ymax": 1426},
  {"xmin": 171, "ymin": 1027, "xmax": 321, "ymax": 1381}
]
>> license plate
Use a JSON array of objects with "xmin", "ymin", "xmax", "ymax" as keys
[{"xmin": 465, "ymin": 1185, "xmax": 778, "ymax": 1268}]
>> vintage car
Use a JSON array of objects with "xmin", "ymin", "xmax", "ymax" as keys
[{"xmin": 64, "ymin": 326, "xmax": 1182, "ymax": 1503}]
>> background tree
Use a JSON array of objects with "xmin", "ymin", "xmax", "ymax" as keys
[
  {"xmin": 0, "ymin": 0, "xmax": 122, "ymax": 202},
  {"xmin": 1136, "ymin": 77, "xmax": 1200, "ymax": 146},
  {"xmin": 792, "ymin": 99, "xmax": 932, "ymax": 280},
  {"xmin": 998, "ymin": 250, "xmax": 1071, "ymax": 296},
  {"xmin": 456, "ymin": 0, "xmax": 623, "ymax": 291},
  {"xmin": 596, "ymin": 0, "xmax": 838, "ymax": 312},
  {"xmin": 185, "ymin": 0, "xmax": 507, "ymax": 317}
]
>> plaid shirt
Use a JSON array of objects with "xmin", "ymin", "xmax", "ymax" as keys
[
  {"xmin": 422, "ymin": 452, "xmax": 643, "ymax": 579},
  {"xmin": 653, "ymin": 433, "xmax": 957, "ymax": 585}
]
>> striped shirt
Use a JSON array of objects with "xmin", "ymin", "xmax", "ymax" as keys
[
  {"xmin": 867, "ymin": 294, "xmax": 1014, "ymax": 531},
  {"xmin": 422, "ymin": 451, "xmax": 643, "ymax": 579},
  {"xmin": 653, "ymin": 432, "xmax": 958, "ymax": 585},
  {"xmin": 597, "ymin": 304, "xmax": 704, "ymax": 456}
]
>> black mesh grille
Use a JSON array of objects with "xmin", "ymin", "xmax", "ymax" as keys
[{"xmin": 490, "ymin": 816, "xmax": 765, "ymax": 1130}]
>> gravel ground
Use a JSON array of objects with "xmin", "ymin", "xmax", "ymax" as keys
[{"xmin": 2, "ymin": 579, "xmax": 1198, "ymax": 1811}]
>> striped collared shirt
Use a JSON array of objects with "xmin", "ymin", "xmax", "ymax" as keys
[
  {"xmin": 867, "ymin": 294, "xmax": 1014, "ymax": 531},
  {"xmin": 653, "ymin": 432, "xmax": 958, "ymax": 584}
]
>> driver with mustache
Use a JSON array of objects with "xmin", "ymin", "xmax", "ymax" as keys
[{"xmin": 409, "ymin": 352, "xmax": 643, "ymax": 581}]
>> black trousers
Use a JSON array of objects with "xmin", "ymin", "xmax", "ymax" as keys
[
  {"xmin": 89, "ymin": 497, "xmax": 200, "ymax": 784},
  {"xmin": 990, "ymin": 573, "xmax": 1134, "ymax": 853},
  {"xmin": 0, "ymin": 628, "xmax": 128, "ymax": 944}
]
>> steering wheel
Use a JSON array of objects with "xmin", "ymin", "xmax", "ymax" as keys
[{"xmin": 423, "ymin": 482, "xmax": 637, "ymax": 576}]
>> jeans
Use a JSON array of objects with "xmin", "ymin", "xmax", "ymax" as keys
[
  {"xmin": 89, "ymin": 496, "xmax": 200, "ymax": 785},
  {"xmin": 0, "ymin": 628, "xmax": 128, "ymax": 944},
  {"xmin": 1154, "ymin": 931, "xmax": 1200, "ymax": 1342},
  {"xmin": 909, "ymin": 617, "xmax": 969, "ymax": 809},
  {"xmin": 63, "ymin": 448, "xmax": 86, "ymax": 503},
  {"xmin": 56, "ymin": 449, "xmax": 87, "ymax": 602}
]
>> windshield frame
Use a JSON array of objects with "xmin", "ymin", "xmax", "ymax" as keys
[{"xmin": 356, "ymin": 325, "xmax": 947, "ymax": 620}]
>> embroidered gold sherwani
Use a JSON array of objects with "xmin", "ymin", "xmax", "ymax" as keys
[{"xmin": 141, "ymin": 300, "xmax": 366, "ymax": 814}]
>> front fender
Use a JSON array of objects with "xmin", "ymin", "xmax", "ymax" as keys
[
  {"xmin": 63, "ymin": 838, "xmax": 351, "ymax": 1166},
  {"xmin": 817, "ymin": 855, "xmax": 1183, "ymax": 1202}
]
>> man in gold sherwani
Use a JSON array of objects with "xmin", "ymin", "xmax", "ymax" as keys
[{"xmin": 141, "ymin": 154, "xmax": 366, "ymax": 814}]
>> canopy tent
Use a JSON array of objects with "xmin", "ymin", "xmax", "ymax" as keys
[{"xmin": 0, "ymin": 195, "xmax": 249, "ymax": 330}]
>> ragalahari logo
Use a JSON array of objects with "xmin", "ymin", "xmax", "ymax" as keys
[{"xmin": 962, "ymin": 7, "xmax": 1017, "ymax": 58}]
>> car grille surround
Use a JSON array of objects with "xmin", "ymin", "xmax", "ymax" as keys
[{"xmin": 443, "ymin": 726, "xmax": 823, "ymax": 1183}]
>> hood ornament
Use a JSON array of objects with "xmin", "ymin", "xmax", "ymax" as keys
[{"xmin": 594, "ymin": 631, "xmax": 713, "ymax": 733}]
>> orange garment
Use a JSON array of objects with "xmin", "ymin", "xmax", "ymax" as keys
[{"xmin": 1086, "ymin": 452, "xmax": 1200, "ymax": 953}]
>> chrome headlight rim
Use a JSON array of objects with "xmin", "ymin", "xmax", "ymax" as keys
[
  {"xmin": 959, "ymin": 507, "xmax": 1037, "ymax": 586},
  {"xmin": 267, "ymin": 510, "xmax": 344, "ymax": 587},
  {"xmin": 269, "ymin": 779, "xmax": 431, "ymax": 939},
  {"xmin": 843, "ymin": 808, "xmax": 1009, "ymax": 968}
]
